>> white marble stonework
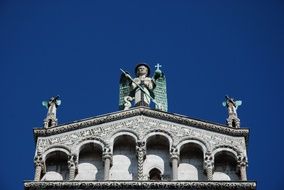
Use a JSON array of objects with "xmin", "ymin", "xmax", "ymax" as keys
[
  {"xmin": 34, "ymin": 112, "xmax": 248, "ymax": 182},
  {"xmin": 36, "ymin": 116, "xmax": 246, "ymax": 156}
]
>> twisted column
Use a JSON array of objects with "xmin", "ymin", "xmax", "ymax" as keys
[
  {"xmin": 238, "ymin": 156, "xmax": 248, "ymax": 181},
  {"xmin": 68, "ymin": 154, "xmax": 78, "ymax": 180},
  {"xmin": 170, "ymin": 146, "xmax": 179, "ymax": 180},
  {"xmin": 34, "ymin": 154, "xmax": 43, "ymax": 181},
  {"xmin": 102, "ymin": 147, "xmax": 112, "ymax": 180},
  {"xmin": 204, "ymin": 152, "xmax": 214, "ymax": 181},
  {"xmin": 136, "ymin": 141, "xmax": 146, "ymax": 180}
]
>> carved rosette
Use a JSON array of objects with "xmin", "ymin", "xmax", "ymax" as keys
[
  {"xmin": 204, "ymin": 152, "xmax": 214, "ymax": 181},
  {"xmin": 136, "ymin": 141, "xmax": 146, "ymax": 180},
  {"xmin": 68, "ymin": 154, "xmax": 78, "ymax": 180},
  {"xmin": 34, "ymin": 154, "xmax": 44, "ymax": 181}
]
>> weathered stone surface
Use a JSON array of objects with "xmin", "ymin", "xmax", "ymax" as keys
[
  {"xmin": 29, "ymin": 107, "xmax": 253, "ymax": 185},
  {"xmin": 24, "ymin": 181, "xmax": 257, "ymax": 190}
]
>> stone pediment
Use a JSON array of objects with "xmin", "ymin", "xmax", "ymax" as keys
[{"xmin": 34, "ymin": 107, "xmax": 248, "ymax": 156}]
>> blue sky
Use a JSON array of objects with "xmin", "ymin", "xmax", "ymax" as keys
[{"xmin": 0, "ymin": 0, "xmax": 283, "ymax": 189}]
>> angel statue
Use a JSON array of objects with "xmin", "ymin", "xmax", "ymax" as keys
[
  {"xmin": 222, "ymin": 95, "xmax": 242, "ymax": 128},
  {"xmin": 119, "ymin": 63, "xmax": 168, "ymax": 111},
  {"xmin": 42, "ymin": 95, "xmax": 61, "ymax": 128},
  {"xmin": 222, "ymin": 95, "xmax": 242, "ymax": 116}
]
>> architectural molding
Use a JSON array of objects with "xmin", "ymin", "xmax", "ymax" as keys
[
  {"xmin": 33, "ymin": 107, "xmax": 249, "ymax": 141},
  {"xmin": 24, "ymin": 181, "xmax": 256, "ymax": 190},
  {"xmin": 35, "ymin": 115, "xmax": 247, "ymax": 161}
]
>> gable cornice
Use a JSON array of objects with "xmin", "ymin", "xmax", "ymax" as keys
[{"xmin": 33, "ymin": 107, "xmax": 249, "ymax": 143}]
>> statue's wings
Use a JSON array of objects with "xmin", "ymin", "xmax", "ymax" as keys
[
  {"xmin": 235, "ymin": 100, "xmax": 242, "ymax": 108},
  {"xmin": 42, "ymin": 101, "xmax": 48, "ymax": 108},
  {"xmin": 119, "ymin": 72, "xmax": 132, "ymax": 110},
  {"xmin": 153, "ymin": 70, "xmax": 168, "ymax": 112},
  {"xmin": 56, "ymin": 99, "xmax": 61, "ymax": 106}
]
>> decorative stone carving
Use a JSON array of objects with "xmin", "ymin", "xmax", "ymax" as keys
[
  {"xmin": 136, "ymin": 141, "xmax": 146, "ymax": 180},
  {"xmin": 68, "ymin": 154, "xmax": 78, "ymax": 180},
  {"xmin": 42, "ymin": 96, "xmax": 61, "ymax": 128},
  {"xmin": 102, "ymin": 146, "xmax": 112, "ymax": 180},
  {"xmin": 170, "ymin": 146, "xmax": 179, "ymax": 162},
  {"xmin": 34, "ymin": 154, "xmax": 44, "ymax": 181},
  {"xmin": 24, "ymin": 181, "xmax": 257, "ymax": 190},
  {"xmin": 34, "ymin": 107, "xmax": 250, "ymax": 141},
  {"xmin": 204, "ymin": 152, "xmax": 214, "ymax": 181},
  {"xmin": 170, "ymin": 146, "xmax": 179, "ymax": 180},
  {"xmin": 237, "ymin": 155, "xmax": 248, "ymax": 181},
  {"xmin": 36, "ymin": 115, "xmax": 246, "ymax": 162},
  {"xmin": 223, "ymin": 96, "xmax": 242, "ymax": 128}
]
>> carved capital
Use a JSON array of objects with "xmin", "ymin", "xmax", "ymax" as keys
[
  {"xmin": 68, "ymin": 154, "xmax": 78, "ymax": 168},
  {"xmin": 204, "ymin": 152, "xmax": 214, "ymax": 169},
  {"xmin": 102, "ymin": 146, "xmax": 113, "ymax": 163},
  {"xmin": 136, "ymin": 141, "xmax": 146, "ymax": 158},
  {"xmin": 237, "ymin": 155, "xmax": 248, "ymax": 168},
  {"xmin": 170, "ymin": 146, "xmax": 179, "ymax": 162},
  {"xmin": 34, "ymin": 154, "xmax": 44, "ymax": 168}
]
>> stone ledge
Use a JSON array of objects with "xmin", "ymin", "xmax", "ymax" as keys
[
  {"xmin": 34, "ymin": 107, "xmax": 249, "ymax": 141},
  {"xmin": 24, "ymin": 180, "xmax": 257, "ymax": 190}
]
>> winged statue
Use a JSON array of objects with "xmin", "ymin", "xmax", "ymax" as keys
[
  {"xmin": 119, "ymin": 63, "xmax": 168, "ymax": 112},
  {"xmin": 42, "ymin": 95, "xmax": 61, "ymax": 128},
  {"xmin": 222, "ymin": 95, "xmax": 242, "ymax": 116}
]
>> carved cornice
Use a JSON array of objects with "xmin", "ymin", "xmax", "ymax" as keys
[
  {"xmin": 33, "ymin": 107, "xmax": 249, "ymax": 143},
  {"xmin": 24, "ymin": 181, "xmax": 256, "ymax": 190}
]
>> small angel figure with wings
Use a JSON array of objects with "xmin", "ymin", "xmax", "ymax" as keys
[
  {"xmin": 119, "ymin": 63, "xmax": 168, "ymax": 111},
  {"xmin": 42, "ymin": 95, "xmax": 61, "ymax": 128},
  {"xmin": 222, "ymin": 95, "xmax": 242, "ymax": 116}
]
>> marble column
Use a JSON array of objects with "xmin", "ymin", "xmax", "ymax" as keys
[
  {"xmin": 102, "ymin": 147, "xmax": 112, "ymax": 180},
  {"xmin": 238, "ymin": 156, "xmax": 248, "ymax": 181},
  {"xmin": 34, "ymin": 154, "xmax": 43, "ymax": 181},
  {"xmin": 68, "ymin": 154, "xmax": 78, "ymax": 180},
  {"xmin": 136, "ymin": 141, "xmax": 146, "ymax": 180},
  {"xmin": 170, "ymin": 147, "xmax": 179, "ymax": 180},
  {"xmin": 206, "ymin": 165, "xmax": 213, "ymax": 180},
  {"xmin": 240, "ymin": 165, "xmax": 247, "ymax": 181},
  {"xmin": 204, "ymin": 153, "xmax": 214, "ymax": 181}
]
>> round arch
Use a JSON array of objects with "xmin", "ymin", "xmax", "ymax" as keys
[
  {"xmin": 109, "ymin": 130, "xmax": 138, "ymax": 152},
  {"xmin": 74, "ymin": 138, "xmax": 105, "ymax": 156},
  {"xmin": 176, "ymin": 138, "xmax": 208, "ymax": 156},
  {"xmin": 212, "ymin": 145, "xmax": 242, "ymax": 161},
  {"xmin": 42, "ymin": 146, "xmax": 71, "ymax": 161},
  {"xmin": 143, "ymin": 131, "xmax": 173, "ymax": 150}
]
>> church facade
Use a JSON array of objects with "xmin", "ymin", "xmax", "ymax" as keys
[{"xmin": 24, "ymin": 64, "xmax": 256, "ymax": 190}]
